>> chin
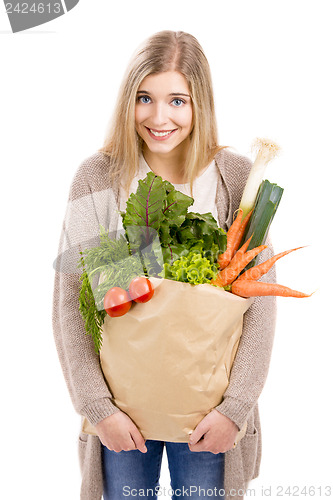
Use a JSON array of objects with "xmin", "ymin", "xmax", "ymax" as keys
[
  {"xmin": 143, "ymin": 135, "xmax": 189, "ymax": 156},
  {"xmin": 146, "ymin": 142, "xmax": 177, "ymax": 155}
]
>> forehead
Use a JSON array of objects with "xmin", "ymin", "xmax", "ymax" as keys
[{"xmin": 138, "ymin": 71, "xmax": 190, "ymax": 94}]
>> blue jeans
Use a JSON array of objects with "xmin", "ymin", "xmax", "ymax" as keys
[{"xmin": 102, "ymin": 440, "xmax": 225, "ymax": 499}]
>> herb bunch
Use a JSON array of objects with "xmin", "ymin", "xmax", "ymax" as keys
[
  {"xmin": 78, "ymin": 257, "xmax": 106, "ymax": 353},
  {"xmin": 78, "ymin": 225, "xmax": 160, "ymax": 352}
]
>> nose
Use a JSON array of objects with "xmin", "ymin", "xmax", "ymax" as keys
[{"xmin": 151, "ymin": 102, "xmax": 168, "ymax": 127}]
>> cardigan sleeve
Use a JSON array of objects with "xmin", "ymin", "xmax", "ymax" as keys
[
  {"xmin": 52, "ymin": 155, "xmax": 120, "ymax": 426},
  {"xmin": 214, "ymin": 149, "xmax": 277, "ymax": 430}
]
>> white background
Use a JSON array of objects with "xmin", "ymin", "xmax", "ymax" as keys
[{"xmin": 1, "ymin": 0, "xmax": 332, "ymax": 498}]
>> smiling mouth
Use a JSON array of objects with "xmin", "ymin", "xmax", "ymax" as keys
[{"xmin": 146, "ymin": 127, "xmax": 177, "ymax": 138}]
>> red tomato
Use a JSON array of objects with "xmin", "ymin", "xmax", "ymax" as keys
[
  {"xmin": 129, "ymin": 277, "xmax": 154, "ymax": 303},
  {"xmin": 103, "ymin": 287, "xmax": 132, "ymax": 317}
]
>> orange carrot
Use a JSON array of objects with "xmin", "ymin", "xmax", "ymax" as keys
[
  {"xmin": 218, "ymin": 209, "xmax": 253, "ymax": 269},
  {"xmin": 226, "ymin": 235, "xmax": 253, "ymax": 265},
  {"xmin": 218, "ymin": 210, "xmax": 243, "ymax": 269},
  {"xmin": 212, "ymin": 244, "xmax": 267, "ymax": 287},
  {"xmin": 237, "ymin": 246, "xmax": 305, "ymax": 281},
  {"xmin": 231, "ymin": 279, "xmax": 312, "ymax": 298},
  {"xmin": 232, "ymin": 209, "xmax": 253, "ymax": 257}
]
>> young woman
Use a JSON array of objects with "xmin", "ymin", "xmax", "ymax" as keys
[{"xmin": 53, "ymin": 31, "xmax": 276, "ymax": 500}]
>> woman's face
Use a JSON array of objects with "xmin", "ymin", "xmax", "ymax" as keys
[{"xmin": 135, "ymin": 71, "xmax": 193, "ymax": 159}]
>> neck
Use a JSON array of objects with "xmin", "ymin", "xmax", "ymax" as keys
[{"xmin": 142, "ymin": 141, "xmax": 190, "ymax": 184}]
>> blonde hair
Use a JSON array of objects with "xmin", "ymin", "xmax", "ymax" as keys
[{"xmin": 100, "ymin": 30, "xmax": 223, "ymax": 195}]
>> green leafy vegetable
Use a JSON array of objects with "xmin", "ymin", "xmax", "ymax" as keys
[
  {"xmin": 120, "ymin": 172, "xmax": 227, "ymax": 267},
  {"xmin": 78, "ymin": 255, "xmax": 106, "ymax": 353},
  {"xmin": 161, "ymin": 245, "xmax": 218, "ymax": 285},
  {"xmin": 81, "ymin": 226, "xmax": 130, "ymax": 274},
  {"xmin": 121, "ymin": 172, "xmax": 194, "ymax": 250},
  {"xmin": 80, "ymin": 230, "xmax": 137, "ymax": 307}
]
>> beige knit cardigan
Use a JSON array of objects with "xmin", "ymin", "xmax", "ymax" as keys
[{"xmin": 52, "ymin": 148, "xmax": 276, "ymax": 500}]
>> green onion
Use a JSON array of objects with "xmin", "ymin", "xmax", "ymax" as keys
[{"xmin": 239, "ymin": 138, "xmax": 281, "ymax": 219}]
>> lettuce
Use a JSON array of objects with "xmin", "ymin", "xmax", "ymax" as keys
[{"xmin": 161, "ymin": 246, "xmax": 218, "ymax": 285}]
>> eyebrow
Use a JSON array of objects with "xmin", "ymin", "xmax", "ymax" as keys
[{"xmin": 137, "ymin": 90, "xmax": 191, "ymax": 98}]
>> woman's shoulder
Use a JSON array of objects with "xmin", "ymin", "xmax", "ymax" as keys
[
  {"xmin": 69, "ymin": 151, "xmax": 112, "ymax": 201},
  {"xmin": 215, "ymin": 147, "xmax": 252, "ymax": 174},
  {"xmin": 75, "ymin": 151, "xmax": 111, "ymax": 182},
  {"xmin": 214, "ymin": 147, "xmax": 252, "ymax": 214}
]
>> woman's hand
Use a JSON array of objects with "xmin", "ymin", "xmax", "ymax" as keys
[
  {"xmin": 95, "ymin": 411, "xmax": 147, "ymax": 453},
  {"xmin": 188, "ymin": 409, "xmax": 239, "ymax": 454}
]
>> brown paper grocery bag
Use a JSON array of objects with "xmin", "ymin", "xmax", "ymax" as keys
[{"xmin": 82, "ymin": 277, "xmax": 253, "ymax": 443}]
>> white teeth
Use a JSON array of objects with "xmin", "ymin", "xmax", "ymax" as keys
[{"xmin": 149, "ymin": 129, "xmax": 173, "ymax": 137}]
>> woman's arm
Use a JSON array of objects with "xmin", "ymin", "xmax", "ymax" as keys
[
  {"xmin": 214, "ymin": 243, "xmax": 277, "ymax": 430},
  {"xmin": 53, "ymin": 269, "xmax": 120, "ymax": 425},
  {"xmin": 52, "ymin": 154, "xmax": 121, "ymax": 425},
  {"xmin": 190, "ymin": 243, "xmax": 276, "ymax": 452},
  {"xmin": 53, "ymin": 154, "xmax": 150, "ymax": 452}
]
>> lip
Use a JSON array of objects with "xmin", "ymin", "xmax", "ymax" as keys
[{"xmin": 145, "ymin": 126, "xmax": 177, "ymax": 141}]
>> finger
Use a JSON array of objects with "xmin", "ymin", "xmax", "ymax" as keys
[
  {"xmin": 130, "ymin": 426, "xmax": 147, "ymax": 453},
  {"xmin": 189, "ymin": 422, "xmax": 208, "ymax": 445},
  {"xmin": 188, "ymin": 439, "xmax": 207, "ymax": 452},
  {"xmin": 118, "ymin": 435, "xmax": 140, "ymax": 452}
]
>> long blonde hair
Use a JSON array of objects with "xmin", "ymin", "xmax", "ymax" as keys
[{"xmin": 100, "ymin": 30, "xmax": 223, "ymax": 194}]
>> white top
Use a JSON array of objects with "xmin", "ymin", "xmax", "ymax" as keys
[{"xmin": 116, "ymin": 155, "xmax": 219, "ymax": 233}]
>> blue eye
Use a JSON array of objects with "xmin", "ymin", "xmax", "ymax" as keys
[
  {"xmin": 138, "ymin": 95, "xmax": 151, "ymax": 104},
  {"xmin": 172, "ymin": 98, "xmax": 185, "ymax": 107}
]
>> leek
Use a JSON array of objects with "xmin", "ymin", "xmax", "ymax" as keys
[
  {"xmin": 239, "ymin": 138, "xmax": 281, "ymax": 219},
  {"xmin": 241, "ymin": 179, "xmax": 284, "ymax": 267}
]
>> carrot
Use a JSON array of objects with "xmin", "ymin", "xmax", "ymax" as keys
[
  {"xmin": 232, "ymin": 209, "xmax": 253, "ymax": 257},
  {"xmin": 231, "ymin": 279, "xmax": 312, "ymax": 298},
  {"xmin": 218, "ymin": 209, "xmax": 244, "ymax": 269},
  {"xmin": 226, "ymin": 235, "xmax": 253, "ymax": 265},
  {"xmin": 212, "ymin": 244, "xmax": 267, "ymax": 287},
  {"xmin": 237, "ymin": 246, "xmax": 305, "ymax": 281},
  {"xmin": 218, "ymin": 209, "xmax": 253, "ymax": 270}
]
